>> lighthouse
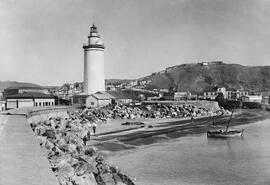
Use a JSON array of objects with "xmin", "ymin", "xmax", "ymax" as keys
[{"xmin": 83, "ymin": 24, "xmax": 105, "ymax": 94}]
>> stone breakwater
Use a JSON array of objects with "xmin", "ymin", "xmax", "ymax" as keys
[
  {"xmin": 27, "ymin": 102, "xmax": 224, "ymax": 185},
  {"xmin": 28, "ymin": 112, "xmax": 136, "ymax": 185},
  {"xmin": 76, "ymin": 101, "xmax": 224, "ymax": 121}
]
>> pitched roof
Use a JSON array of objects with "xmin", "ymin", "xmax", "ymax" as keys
[
  {"xmin": 106, "ymin": 91, "xmax": 133, "ymax": 99},
  {"xmin": 6, "ymin": 92, "xmax": 54, "ymax": 99},
  {"xmin": 92, "ymin": 91, "xmax": 115, "ymax": 100}
]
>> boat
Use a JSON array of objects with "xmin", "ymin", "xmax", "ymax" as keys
[
  {"xmin": 207, "ymin": 129, "xmax": 244, "ymax": 138},
  {"xmin": 207, "ymin": 110, "xmax": 244, "ymax": 138}
]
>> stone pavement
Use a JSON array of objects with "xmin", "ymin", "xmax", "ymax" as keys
[{"xmin": 0, "ymin": 114, "xmax": 59, "ymax": 185}]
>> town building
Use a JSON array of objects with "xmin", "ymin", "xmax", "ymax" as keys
[
  {"xmin": 86, "ymin": 91, "xmax": 115, "ymax": 107},
  {"xmin": 71, "ymin": 93, "xmax": 88, "ymax": 106},
  {"xmin": 106, "ymin": 91, "xmax": 133, "ymax": 105},
  {"xmin": 72, "ymin": 91, "xmax": 134, "ymax": 107},
  {"xmin": 174, "ymin": 92, "xmax": 190, "ymax": 100},
  {"xmin": 261, "ymin": 91, "xmax": 270, "ymax": 104},
  {"xmin": 241, "ymin": 95, "xmax": 262, "ymax": 103},
  {"xmin": 5, "ymin": 92, "xmax": 55, "ymax": 109},
  {"xmin": 217, "ymin": 87, "xmax": 227, "ymax": 99},
  {"xmin": 203, "ymin": 87, "xmax": 218, "ymax": 100}
]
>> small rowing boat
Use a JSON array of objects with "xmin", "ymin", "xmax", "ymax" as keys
[
  {"xmin": 207, "ymin": 110, "xmax": 244, "ymax": 138},
  {"xmin": 207, "ymin": 129, "xmax": 244, "ymax": 138}
]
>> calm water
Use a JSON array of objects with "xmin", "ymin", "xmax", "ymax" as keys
[{"xmin": 108, "ymin": 119, "xmax": 270, "ymax": 185}]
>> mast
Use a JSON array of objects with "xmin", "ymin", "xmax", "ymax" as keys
[{"xmin": 225, "ymin": 110, "xmax": 234, "ymax": 132}]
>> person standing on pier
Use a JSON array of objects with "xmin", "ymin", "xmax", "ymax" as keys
[
  {"xmin": 191, "ymin": 115, "xmax": 194, "ymax": 123},
  {"xmin": 92, "ymin": 122, "xmax": 97, "ymax": 135}
]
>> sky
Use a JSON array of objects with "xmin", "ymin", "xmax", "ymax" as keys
[{"xmin": 1, "ymin": 0, "xmax": 270, "ymax": 86}]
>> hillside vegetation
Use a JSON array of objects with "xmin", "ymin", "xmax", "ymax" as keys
[{"xmin": 141, "ymin": 62, "xmax": 270, "ymax": 92}]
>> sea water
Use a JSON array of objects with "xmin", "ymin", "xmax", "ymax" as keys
[{"xmin": 108, "ymin": 119, "xmax": 270, "ymax": 185}]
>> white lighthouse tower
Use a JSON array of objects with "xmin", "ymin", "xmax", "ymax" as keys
[{"xmin": 83, "ymin": 24, "xmax": 105, "ymax": 94}]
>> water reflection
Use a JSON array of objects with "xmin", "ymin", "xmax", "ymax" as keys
[{"xmin": 207, "ymin": 136, "xmax": 245, "ymax": 160}]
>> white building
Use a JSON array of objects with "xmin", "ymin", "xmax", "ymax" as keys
[
  {"xmin": 241, "ymin": 95, "xmax": 262, "ymax": 103},
  {"xmin": 86, "ymin": 91, "xmax": 115, "ymax": 107},
  {"xmin": 83, "ymin": 24, "xmax": 105, "ymax": 94},
  {"xmin": 217, "ymin": 87, "xmax": 227, "ymax": 99},
  {"xmin": 5, "ymin": 92, "xmax": 55, "ymax": 109},
  {"xmin": 174, "ymin": 92, "xmax": 190, "ymax": 100}
]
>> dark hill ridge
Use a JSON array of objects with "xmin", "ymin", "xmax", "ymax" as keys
[
  {"xmin": 140, "ymin": 62, "xmax": 270, "ymax": 92},
  {"xmin": 0, "ymin": 81, "xmax": 41, "ymax": 93}
]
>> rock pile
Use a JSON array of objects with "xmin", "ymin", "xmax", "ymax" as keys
[
  {"xmin": 73, "ymin": 103, "xmax": 225, "ymax": 122},
  {"xmin": 112, "ymin": 106, "xmax": 143, "ymax": 119},
  {"xmin": 28, "ymin": 112, "xmax": 135, "ymax": 185},
  {"xmin": 140, "ymin": 104, "xmax": 225, "ymax": 118}
]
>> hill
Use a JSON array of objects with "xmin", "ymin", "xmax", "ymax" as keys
[
  {"xmin": 105, "ymin": 79, "xmax": 133, "ymax": 85},
  {"xmin": 140, "ymin": 62, "xmax": 270, "ymax": 92},
  {"xmin": 0, "ymin": 81, "xmax": 41, "ymax": 93}
]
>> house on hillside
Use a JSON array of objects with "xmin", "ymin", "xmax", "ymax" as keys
[{"xmin": 5, "ymin": 92, "xmax": 55, "ymax": 109}]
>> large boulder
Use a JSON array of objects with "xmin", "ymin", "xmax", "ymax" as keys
[{"xmin": 96, "ymin": 173, "xmax": 115, "ymax": 185}]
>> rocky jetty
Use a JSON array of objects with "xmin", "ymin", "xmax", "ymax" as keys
[
  {"xmin": 75, "ymin": 102, "xmax": 225, "ymax": 121},
  {"xmin": 140, "ymin": 103, "xmax": 227, "ymax": 118},
  {"xmin": 28, "ymin": 112, "xmax": 135, "ymax": 185},
  {"xmin": 27, "ymin": 102, "xmax": 226, "ymax": 185}
]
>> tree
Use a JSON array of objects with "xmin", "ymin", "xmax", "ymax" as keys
[
  {"xmin": 215, "ymin": 92, "xmax": 225, "ymax": 105},
  {"xmin": 74, "ymin": 82, "xmax": 80, "ymax": 89}
]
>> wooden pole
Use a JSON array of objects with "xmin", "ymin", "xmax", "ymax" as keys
[{"xmin": 225, "ymin": 110, "xmax": 234, "ymax": 132}]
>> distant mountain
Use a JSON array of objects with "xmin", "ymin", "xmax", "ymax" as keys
[
  {"xmin": 0, "ymin": 81, "xmax": 41, "ymax": 93},
  {"xmin": 140, "ymin": 62, "xmax": 270, "ymax": 92}
]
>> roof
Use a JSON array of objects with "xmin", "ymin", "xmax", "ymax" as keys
[
  {"xmin": 242, "ymin": 95, "xmax": 262, "ymax": 98},
  {"xmin": 91, "ymin": 91, "xmax": 115, "ymax": 100},
  {"xmin": 203, "ymin": 86, "xmax": 217, "ymax": 92},
  {"xmin": 72, "ymin": 92, "xmax": 89, "ymax": 98},
  {"xmin": 6, "ymin": 92, "xmax": 54, "ymax": 99},
  {"xmin": 106, "ymin": 91, "xmax": 133, "ymax": 99},
  {"xmin": 6, "ymin": 86, "xmax": 43, "ymax": 90}
]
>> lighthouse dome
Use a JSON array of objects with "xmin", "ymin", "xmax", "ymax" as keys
[
  {"xmin": 84, "ymin": 24, "xmax": 105, "ymax": 48},
  {"xmin": 89, "ymin": 36, "xmax": 104, "ymax": 46}
]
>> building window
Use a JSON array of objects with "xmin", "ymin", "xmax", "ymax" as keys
[
  {"xmin": 35, "ymin": 102, "xmax": 38, "ymax": 106},
  {"xmin": 39, "ymin": 102, "xmax": 41, "ymax": 106},
  {"xmin": 48, "ymin": 102, "xmax": 50, "ymax": 106},
  {"xmin": 43, "ymin": 102, "xmax": 45, "ymax": 106}
]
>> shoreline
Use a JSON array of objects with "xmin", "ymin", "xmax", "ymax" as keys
[
  {"xmin": 107, "ymin": 117, "xmax": 270, "ymax": 185},
  {"xmin": 92, "ymin": 109, "xmax": 270, "ymax": 156},
  {"xmin": 0, "ymin": 114, "xmax": 9, "ymax": 135}
]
